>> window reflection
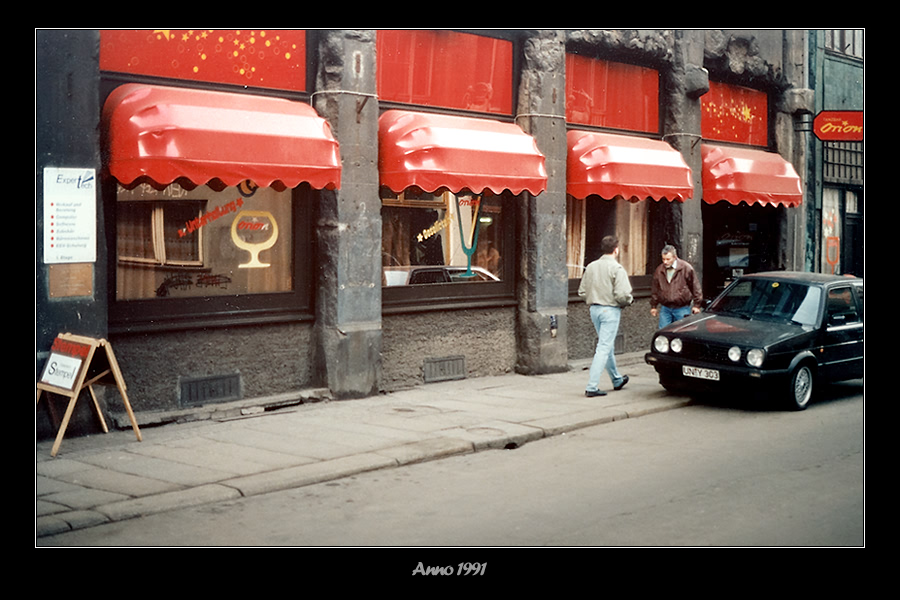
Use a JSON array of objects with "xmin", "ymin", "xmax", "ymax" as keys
[
  {"xmin": 565, "ymin": 54, "xmax": 659, "ymax": 133},
  {"xmin": 381, "ymin": 188, "xmax": 504, "ymax": 286},
  {"xmin": 116, "ymin": 182, "xmax": 293, "ymax": 299},
  {"xmin": 377, "ymin": 30, "xmax": 514, "ymax": 115}
]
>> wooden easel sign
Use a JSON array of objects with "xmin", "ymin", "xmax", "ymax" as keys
[{"xmin": 36, "ymin": 333, "xmax": 142, "ymax": 457}]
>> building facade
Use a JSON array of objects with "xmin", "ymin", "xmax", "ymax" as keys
[
  {"xmin": 36, "ymin": 30, "xmax": 825, "ymax": 438},
  {"xmin": 805, "ymin": 30, "xmax": 864, "ymax": 278}
]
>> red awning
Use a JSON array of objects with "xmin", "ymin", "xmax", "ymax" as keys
[
  {"xmin": 103, "ymin": 84, "xmax": 341, "ymax": 191},
  {"xmin": 378, "ymin": 110, "xmax": 547, "ymax": 196},
  {"xmin": 567, "ymin": 130, "xmax": 693, "ymax": 202},
  {"xmin": 701, "ymin": 144, "xmax": 802, "ymax": 207}
]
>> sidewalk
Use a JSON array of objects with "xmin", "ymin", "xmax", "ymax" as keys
[{"xmin": 36, "ymin": 352, "xmax": 689, "ymax": 539}]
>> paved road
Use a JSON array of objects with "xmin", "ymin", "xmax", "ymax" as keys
[{"xmin": 37, "ymin": 378, "xmax": 864, "ymax": 548}]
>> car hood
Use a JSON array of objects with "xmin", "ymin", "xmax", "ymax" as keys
[{"xmin": 659, "ymin": 312, "xmax": 813, "ymax": 349}]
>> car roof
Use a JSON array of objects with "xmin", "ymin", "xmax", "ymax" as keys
[
  {"xmin": 743, "ymin": 271, "xmax": 863, "ymax": 287},
  {"xmin": 744, "ymin": 271, "xmax": 863, "ymax": 284}
]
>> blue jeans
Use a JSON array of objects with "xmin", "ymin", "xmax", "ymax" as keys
[
  {"xmin": 587, "ymin": 304, "xmax": 625, "ymax": 392},
  {"xmin": 658, "ymin": 304, "xmax": 691, "ymax": 329}
]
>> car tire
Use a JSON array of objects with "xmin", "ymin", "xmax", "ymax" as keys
[{"xmin": 787, "ymin": 363, "xmax": 815, "ymax": 411}]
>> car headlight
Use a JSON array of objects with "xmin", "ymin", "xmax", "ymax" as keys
[
  {"xmin": 747, "ymin": 348, "xmax": 765, "ymax": 367},
  {"xmin": 728, "ymin": 346, "xmax": 742, "ymax": 362},
  {"xmin": 654, "ymin": 336, "xmax": 669, "ymax": 353},
  {"xmin": 670, "ymin": 338, "xmax": 683, "ymax": 353}
]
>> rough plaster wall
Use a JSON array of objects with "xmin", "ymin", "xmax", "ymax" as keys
[
  {"xmin": 109, "ymin": 323, "xmax": 315, "ymax": 412},
  {"xmin": 567, "ymin": 298, "xmax": 657, "ymax": 362},
  {"xmin": 381, "ymin": 308, "xmax": 517, "ymax": 391}
]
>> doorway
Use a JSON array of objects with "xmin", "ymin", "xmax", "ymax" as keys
[{"xmin": 702, "ymin": 201, "xmax": 785, "ymax": 297}]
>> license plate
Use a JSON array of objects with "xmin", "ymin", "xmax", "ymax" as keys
[{"xmin": 683, "ymin": 365, "xmax": 720, "ymax": 381}]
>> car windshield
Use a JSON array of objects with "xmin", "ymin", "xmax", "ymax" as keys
[{"xmin": 709, "ymin": 279, "xmax": 822, "ymax": 326}]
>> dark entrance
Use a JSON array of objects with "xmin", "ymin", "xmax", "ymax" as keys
[{"xmin": 702, "ymin": 201, "xmax": 785, "ymax": 298}]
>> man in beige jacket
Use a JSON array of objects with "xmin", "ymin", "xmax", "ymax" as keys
[{"xmin": 578, "ymin": 235, "xmax": 633, "ymax": 397}]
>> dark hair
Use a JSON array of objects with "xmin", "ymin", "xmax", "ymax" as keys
[{"xmin": 600, "ymin": 235, "xmax": 619, "ymax": 255}]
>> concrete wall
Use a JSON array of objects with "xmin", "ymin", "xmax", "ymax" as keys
[
  {"xmin": 568, "ymin": 298, "xmax": 658, "ymax": 362},
  {"xmin": 109, "ymin": 323, "xmax": 316, "ymax": 412},
  {"xmin": 382, "ymin": 308, "xmax": 517, "ymax": 390}
]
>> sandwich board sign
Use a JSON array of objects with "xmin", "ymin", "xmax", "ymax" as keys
[{"xmin": 36, "ymin": 333, "xmax": 142, "ymax": 457}]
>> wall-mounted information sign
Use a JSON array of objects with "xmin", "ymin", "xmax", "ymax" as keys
[{"xmin": 43, "ymin": 167, "xmax": 97, "ymax": 264}]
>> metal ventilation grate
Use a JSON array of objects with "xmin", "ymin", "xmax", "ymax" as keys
[
  {"xmin": 180, "ymin": 373, "xmax": 242, "ymax": 407},
  {"xmin": 423, "ymin": 356, "xmax": 466, "ymax": 383}
]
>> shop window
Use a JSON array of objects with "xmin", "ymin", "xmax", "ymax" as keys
[
  {"xmin": 821, "ymin": 187, "xmax": 863, "ymax": 277},
  {"xmin": 382, "ymin": 189, "xmax": 506, "ymax": 286},
  {"xmin": 821, "ymin": 187, "xmax": 842, "ymax": 276},
  {"xmin": 111, "ymin": 182, "xmax": 310, "ymax": 328},
  {"xmin": 100, "ymin": 29, "xmax": 308, "ymax": 93},
  {"xmin": 376, "ymin": 30, "xmax": 514, "ymax": 115},
  {"xmin": 567, "ymin": 197, "xmax": 587, "ymax": 279},
  {"xmin": 701, "ymin": 81, "xmax": 768, "ymax": 147},
  {"xmin": 117, "ymin": 201, "xmax": 202, "ymax": 270},
  {"xmin": 566, "ymin": 197, "xmax": 649, "ymax": 279},
  {"xmin": 824, "ymin": 141, "xmax": 863, "ymax": 184},
  {"xmin": 565, "ymin": 54, "xmax": 660, "ymax": 133},
  {"xmin": 824, "ymin": 30, "xmax": 864, "ymax": 59}
]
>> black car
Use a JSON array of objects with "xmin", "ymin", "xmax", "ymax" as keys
[{"xmin": 645, "ymin": 271, "xmax": 863, "ymax": 410}]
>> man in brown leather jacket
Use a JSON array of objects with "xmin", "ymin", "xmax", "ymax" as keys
[{"xmin": 650, "ymin": 245, "xmax": 703, "ymax": 329}]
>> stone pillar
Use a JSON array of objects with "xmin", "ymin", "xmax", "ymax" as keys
[
  {"xmin": 35, "ymin": 30, "xmax": 106, "ymax": 436},
  {"xmin": 776, "ymin": 30, "xmax": 814, "ymax": 272},
  {"xmin": 661, "ymin": 29, "xmax": 706, "ymax": 282},
  {"xmin": 515, "ymin": 30, "xmax": 569, "ymax": 374},
  {"xmin": 312, "ymin": 30, "xmax": 382, "ymax": 398},
  {"xmin": 35, "ymin": 30, "xmax": 106, "ymax": 353}
]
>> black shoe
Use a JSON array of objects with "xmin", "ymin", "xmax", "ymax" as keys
[
  {"xmin": 585, "ymin": 389, "xmax": 607, "ymax": 397},
  {"xmin": 613, "ymin": 375, "xmax": 629, "ymax": 391}
]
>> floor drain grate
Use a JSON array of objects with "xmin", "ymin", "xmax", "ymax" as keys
[
  {"xmin": 180, "ymin": 373, "xmax": 242, "ymax": 407},
  {"xmin": 423, "ymin": 356, "xmax": 466, "ymax": 383}
]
